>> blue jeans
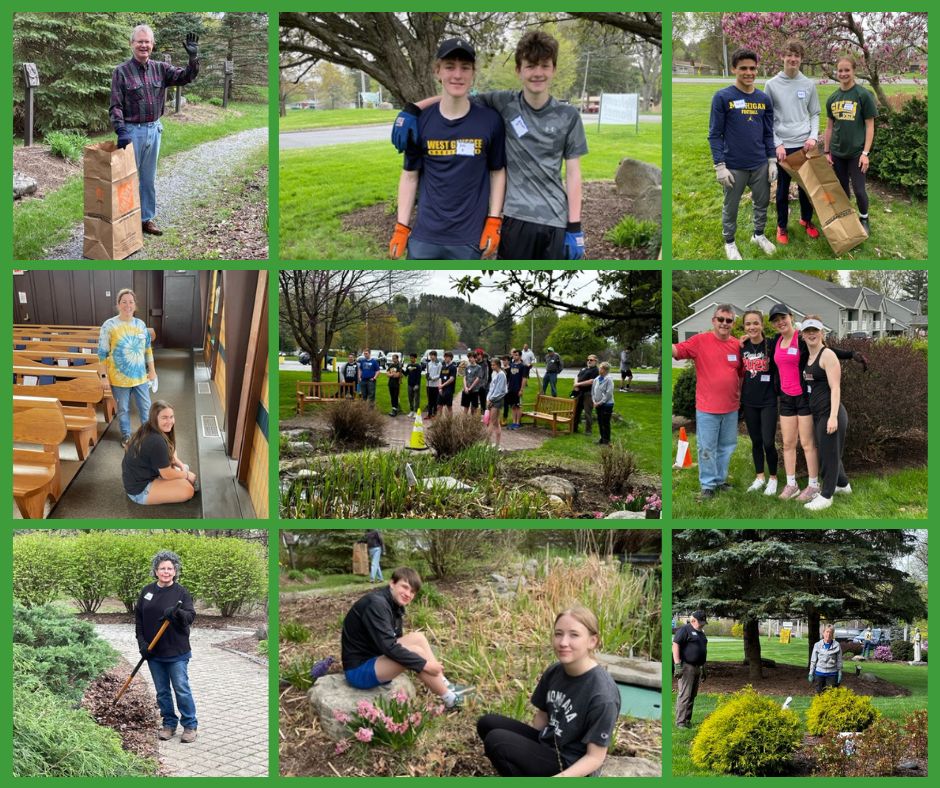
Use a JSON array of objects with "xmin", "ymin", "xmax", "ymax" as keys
[
  {"xmin": 148, "ymin": 656, "xmax": 197, "ymax": 730},
  {"xmin": 407, "ymin": 238, "xmax": 482, "ymax": 260},
  {"xmin": 360, "ymin": 379, "xmax": 376, "ymax": 404},
  {"xmin": 695, "ymin": 409, "xmax": 739, "ymax": 491},
  {"xmin": 113, "ymin": 382, "xmax": 152, "ymax": 439},
  {"xmin": 126, "ymin": 121, "xmax": 162, "ymax": 223},
  {"xmin": 368, "ymin": 546, "xmax": 383, "ymax": 581},
  {"xmin": 541, "ymin": 372, "xmax": 558, "ymax": 397}
]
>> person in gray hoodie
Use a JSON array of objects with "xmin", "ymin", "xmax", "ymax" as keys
[
  {"xmin": 808, "ymin": 624, "xmax": 843, "ymax": 694},
  {"xmin": 764, "ymin": 40, "xmax": 821, "ymax": 246}
]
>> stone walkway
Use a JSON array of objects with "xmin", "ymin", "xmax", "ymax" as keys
[{"xmin": 95, "ymin": 623, "xmax": 268, "ymax": 777}]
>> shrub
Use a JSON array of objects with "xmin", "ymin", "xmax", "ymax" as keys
[
  {"xmin": 104, "ymin": 534, "xmax": 154, "ymax": 612},
  {"xmin": 257, "ymin": 639, "xmax": 268, "ymax": 657},
  {"xmin": 731, "ymin": 622, "xmax": 744, "ymax": 638},
  {"xmin": 45, "ymin": 129, "xmax": 89, "ymax": 162},
  {"xmin": 13, "ymin": 603, "xmax": 118, "ymax": 703},
  {"xmin": 806, "ymin": 686, "xmax": 880, "ymax": 735},
  {"xmin": 605, "ymin": 215, "xmax": 660, "ymax": 254},
  {"xmin": 599, "ymin": 442, "xmax": 637, "ymax": 493},
  {"xmin": 424, "ymin": 410, "xmax": 487, "ymax": 459},
  {"xmin": 61, "ymin": 532, "xmax": 117, "ymax": 613},
  {"xmin": 287, "ymin": 569, "xmax": 304, "ymax": 582},
  {"xmin": 904, "ymin": 709, "xmax": 928, "ymax": 760},
  {"xmin": 868, "ymin": 96, "xmax": 927, "ymax": 197},
  {"xmin": 672, "ymin": 365, "xmax": 697, "ymax": 419},
  {"xmin": 690, "ymin": 686, "xmax": 802, "ymax": 775},
  {"xmin": 890, "ymin": 639, "xmax": 914, "ymax": 661},
  {"xmin": 841, "ymin": 641, "xmax": 863, "ymax": 656},
  {"xmin": 281, "ymin": 621, "xmax": 311, "ymax": 643},
  {"xmin": 873, "ymin": 644, "xmax": 893, "ymax": 662},
  {"xmin": 13, "ymin": 533, "xmax": 68, "ymax": 607},
  {"xmin": 13, "ymin": 683, "xmax": 155, "ymax": 776},
  {"xmin": 184, "ymin": 537, "xmax": 267, "ymax": 617},
  {"xmin": 208, "ymin": 96, "xmax": 223, "ymax": 106},
  {"xmin": 303, "ymin": 568, "xmax": 321, "ymax": 581},
  {"xmin": 325, "ymin": 399, "xmax": 386, "ymax": 446},
  {"xmin": 813, "ymin": 714, "xmax": 917, "ymax": 776}
]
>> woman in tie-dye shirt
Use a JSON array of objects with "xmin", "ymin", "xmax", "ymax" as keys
[{"xmin": 98, "ymin": 288, "xmax": 156, "ymax": 447}]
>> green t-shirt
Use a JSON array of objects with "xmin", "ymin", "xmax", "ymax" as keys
[{"xmin": 826, "ymin": 84, "xmax": 878, "ymax": 158}]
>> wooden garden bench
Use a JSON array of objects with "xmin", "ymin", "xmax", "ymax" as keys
[
  {"xmin": 521, "ymin": 394, "xmax": 576, "ymax": 433},
  {"xmin": 296, "ymin": 380, "xmax": 356, "ymax": 414}
]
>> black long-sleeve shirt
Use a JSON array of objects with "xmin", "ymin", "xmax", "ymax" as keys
[
  {"xmin": 135, "ymin": 581, "xmax": 196, "ymax": 660},
  {"xmin": 341, "ymin": 586, "xmax": 425, "ymax": 673}
]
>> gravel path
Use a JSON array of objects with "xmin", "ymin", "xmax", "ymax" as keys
[
  {"xmin": 47, "ymin": 126, "xmax": 267, "ymax": 260},
  {"xmin": 94, "ymin": 622, "xmax": 268, "ymax": 777}
]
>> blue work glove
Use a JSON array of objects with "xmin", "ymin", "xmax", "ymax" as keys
[
  {"xmin": 392, "ymin": 103, "xmax": 421, "ymax": 153},
  {"xmin": 807, "ymin": 672, "xmax": 813, "ymax": 683},
  {"xmin": 117, "ymin": 129, "xmax": 132, "ymax": 149},
  {"xmin": 837, "ymin": 670, "xmax": 842, "ymax": 685},
  {"xmin": 565, "ymin": 222, "xmax": 585, "ymax": 260}
]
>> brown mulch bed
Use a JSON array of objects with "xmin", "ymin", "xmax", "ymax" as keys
[
  {"xmin": 13, "ymin": 145, "xmax": 81, "ymax": 198},
  {"xmin": 81, "ymin": 658, "xmax": 163, "ymax": 772},
  {"xmin": 339, "ymin": 180, "xmax": 656, "ymax": 260},
  {"xmin": 213, "ymin": 634, "xmax": 266, "ymax": 661},
  {"xmin": 670, "ymin": 660, "xmax": 910, "ymax": 697}
]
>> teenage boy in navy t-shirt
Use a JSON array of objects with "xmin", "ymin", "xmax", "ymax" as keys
[
  {"xmin": 389, "ymin": 38, "xmax": 506, "ymax": 261},
  {"xmin": 708, "ymin": 48, "xmax": 777, "ymax": 261}
]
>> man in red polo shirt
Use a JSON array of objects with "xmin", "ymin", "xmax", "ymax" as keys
[{"xmin": 673, "ymin": 304, "xmax": 744, "ymax": 500}]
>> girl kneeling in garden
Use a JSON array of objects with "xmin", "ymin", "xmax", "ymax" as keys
[
  {"xmin": 122, "ymin": 400, "xmax": 197, "ymax": 505},
  {"xmin": 476, "ymin": 605, "xmax": 621, "ymax": 776}
]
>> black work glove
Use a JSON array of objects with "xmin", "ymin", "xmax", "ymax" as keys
[
  {"xmin": 183, "ymin": 32, "xmax": 199, "ymax": 60},
  {"xmin": 117, "ymin": 130, "xmax": 132, "ymax": 149},
  {"xmin": 163, "ymin": 605, "xmax": 180, "ymax": 622},
  {"xmin": 852, "ymin": 351, "xmax": 869, "ymax": 372},
  {"xmin": 138, "ymin": 641, "xmax": 151, "ymax": 660}
]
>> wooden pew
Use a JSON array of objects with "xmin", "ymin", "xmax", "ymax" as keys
[
  {"xmin": 13, "ymin": 349, "xmax": 115, "ymax": 422},
  {"xmin": 13, "ymin": 396, "xmax": 68, "ymax": 519},
  {"xmin": 13, "ymin": 364, "xmax": 104, "ymax": 460}
]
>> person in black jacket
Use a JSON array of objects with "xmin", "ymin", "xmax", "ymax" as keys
[
  {"xmin": 357, "ymin": 529, "xmax": 385, "ymax": 583},
  {"xmin": 136, "ymin": 550, "xmax": 198, "ymax": 743},
  {"xmin": 341, "ymin": 567, "xmax": 468, "ymax": 708}
]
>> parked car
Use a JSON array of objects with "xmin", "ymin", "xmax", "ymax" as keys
[{"xmin": 852, "ymin": 628, "xmax": 892, "ymax": 645}]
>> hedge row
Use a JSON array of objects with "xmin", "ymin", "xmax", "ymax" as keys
[{"xmin": 13, "ymin": 532, "xmax": 267, "ymax": 617}]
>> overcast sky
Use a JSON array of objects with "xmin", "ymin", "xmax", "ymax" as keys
[{"xmin": 418, "ymin": 270, "xmax": 607, "ymax": 316}]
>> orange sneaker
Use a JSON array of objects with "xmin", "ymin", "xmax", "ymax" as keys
[
  {"xmin": 800, "ymin": 219, "xmax": 820, "ymax": 239},
  {"xmin": 776, "ymin": 227, "xmax": 789, "ymax": 244}
]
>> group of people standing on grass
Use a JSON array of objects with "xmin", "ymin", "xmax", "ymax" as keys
[
  {"xmin": 97, "ymin": 288, "xmax": 197, "ymax": 507},
  {"xmin": 709, "ymin": 40, "xmax": 877, "ymax": 260},
  {"xmin": 673, "ymin": 302, "xmax": 867, "ymax": 511}
]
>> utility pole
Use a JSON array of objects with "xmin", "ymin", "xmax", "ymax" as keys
[{"xmin": 580, "ymin": 51, "xmax": 591, "ymax": 110}]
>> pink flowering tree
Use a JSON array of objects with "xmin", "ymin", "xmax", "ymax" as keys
[{"xmin": 722, "ymin": 12, "xmax": 928, "ymax": 111}]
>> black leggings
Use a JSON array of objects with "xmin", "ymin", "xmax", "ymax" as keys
[
  {"xmin": 742, "ymin": 403, "xmax": 779, "ymax": 475},
  {"xmin": 476, "ymin": 714, "xmax": 561, "ymax": 776},
  {"xmin": 813, "ymin": 404, "xmax": 849, "ymax": 498},
  {"xmin": 831, "ymin": 155, "xmax": 869, "ymax": 216},
  {"xmin": 777, "ymin": 146, "xmax": 814, "ymax": 227}
]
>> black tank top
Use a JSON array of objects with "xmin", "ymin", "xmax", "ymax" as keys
[{"xmin": 803, "ymin": 349, "xmax": 832, "ymax": 416}]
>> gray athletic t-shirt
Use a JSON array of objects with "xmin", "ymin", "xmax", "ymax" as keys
[{"xmin": 477, "ymin": 91, "xmax": 588, "ymax": 228}]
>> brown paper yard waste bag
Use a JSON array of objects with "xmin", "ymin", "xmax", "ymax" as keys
[
  {"xmin": 82, "ymin": 141, "xmax": 143, "ymax": 260},
  {"xmin": 352, "ymin": 542, "xmax": 369, "ymax": 576},
  {"xmin": 780, "ymin": 148, "xmax": 868, "ymax": 255}
]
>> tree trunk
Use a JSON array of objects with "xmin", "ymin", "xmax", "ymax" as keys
[
  {"xmin": 807, "ymin": 611, "xmax": 821, "ymax": 667},
  {"xmin": 743, "ymin": 618, "xmax": 763, "ymax": 681}
]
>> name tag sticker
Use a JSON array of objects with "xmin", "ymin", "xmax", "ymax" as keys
[
  {"xmin": 733, "ymin": 99, "xmax": 746, "ymax": 109},
  {"xmin": 510, "ymin": 115, "xmax": 529, "ymax": 137},
  {"xmin": 788, "ymin": 347, "xmax": 798, "ymax": 355},
  {"xmin": 760, "ymin": 374, "xmax": 771, "ymax": 382},
  {"xmin": 797, "ymin": 90, "xmax": 807, "ymax": 99},
  {"xmin": 727, "ymin": 354, "xmax": 738, "ymax": 362},
  {"xmin": 807, "ymin": 385, "xmax": 813, "ymax": 393},
  {"xmin": 144, "ymin": 592, "xmax": 154, "ymax": 600},
  {"xmin": 456, "ymin": 141, "xmax": 475, "ymax": 156},
  {"xmin": 844, "ymin": 101, "xmax": 855, "ymax": 111}
]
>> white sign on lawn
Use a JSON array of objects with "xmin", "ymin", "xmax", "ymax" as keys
[{"xmin": 599, "ymin": 93, "xmax": 639, "ymax": 125}]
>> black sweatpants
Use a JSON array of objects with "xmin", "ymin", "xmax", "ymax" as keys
[
  {"xmin": 426, "ymin": 385, "xmax": 439, "ymax": 417},
  {"xmin": 476, "ymin": 714, "xmax": 561, "ymax": 776},
  {"xmin": 776, "ymin": 146, "xmax": 814, "ymax": 228},
  {"xmin": 831, "ymin": 155, "xmax": 870, "ymax": 215},
  {"xmin": 742, "ymin": 403, "xmax": 779, "ymax": 475},
  {"xmin": 813, "ymin": 404, "xmax": 849, "ymax": 498},
  {"xmin": 407, "ymin": 383, "xmax": 421, "ymax": 413},
  {"xmin": 498, "ymin": 216, "xmax": 565, "ymax": 260},
  {"xmin": 388, "ymin": 379, "xmax": 400, "ymax": 412},
  {"xmin": 596, "ymin": 402, "xmax": 613, "ymax": 443}
]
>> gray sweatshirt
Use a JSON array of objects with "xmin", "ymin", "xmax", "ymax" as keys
[
  {"xmin": 764, "ymin": 70, "xmax": 820, "ymax": 148},
  {"xmin": 592, "ymin": 374, "xmax": 614, "ymax": 406},
  {"xmin": 809, "ymin": 638, "xmax": 843, "ymax": 675}
]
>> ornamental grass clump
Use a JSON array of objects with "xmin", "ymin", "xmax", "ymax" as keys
[
  {"xmin": 332, "ymin": 689, "xmax": 445, "ymax": 752},
  {"xmin": 806, "ymin": 686, "xmax": 880, "ymax": 735},
  {"xmin": 425, "ymin": 410, "xmax": 487, "ymax": 459},
  {"xmin": 691, "ymin": 686, "xmax": 801, "ymax": 775}
]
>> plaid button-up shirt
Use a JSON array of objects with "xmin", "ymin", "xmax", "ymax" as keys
[{"xmin": 110, "ymin": 56, "xmax": 199, "ymax": 132}]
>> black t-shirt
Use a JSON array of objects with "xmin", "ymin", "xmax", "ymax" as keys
[
  {"xmin": 386, "ymin": 362, "xmax": 402, "ymax": 383},
  {"xmin": 404, "ymin": 362, "xmax": 423, "ymax": 386},
  {"xmin": 122, "ymin": 431, "xmax": 171, "ymax": 494},
  {"xmin": 531, "ymin": 662, "xmax": 621, "ymax": 769},
  {"xmin": 341, "ymin": 362, "xmax": 359, "ymax": 383},
  {"xmin": 673, "ymin": 623, "xmax": 708, "ymax": 666},
  {"xmin": 135, "ymin": 581, "xmax": 196, "ymax": 659},
  {"xmin": 575, "ymin": 365, "xmax": 600, "ymax": 397},
  {"xmin": 741, "ymin": 337, "xmax": 777, "ymax": 407},
  {"xmin": 439, "ymin": 362, "xmax": 457, "ymax": 389},
  {"xmin": 507, "ymin": 361, "xmax": 528, "ymax": 393}
]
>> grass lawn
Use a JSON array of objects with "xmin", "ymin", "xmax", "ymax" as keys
[
  {"xmin": 280, "ymin": 369, "xmax": 662, "ymax": 480},
  {"xmin": 280, "ymin": 107, "xmax": 398, "ymax": 132},
  {"xmin": 278, "ymin": 122, "xmax": 661, "ymax": 260},
  {"xmin": 13, "ymin": 101, "xmax": 268, "ymax": 260},
  {"xmin": 671, "ymin": 637, "xmax": 928, "ymax": 776},
  {"xmin": 670, "ymin": 82, "xmax": 927, "ymax": 260}
]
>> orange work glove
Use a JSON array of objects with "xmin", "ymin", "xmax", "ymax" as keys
[
  {"xmin": 479, "ymin": 216, "xmax": 502, "ymax": 259},
  {"xmin": 389, "ymin": 222, "xmax": 411, "ymax": 259}
]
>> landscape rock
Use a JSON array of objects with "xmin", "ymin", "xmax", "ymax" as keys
[
  {"xmin": 601, "ymin": 756, "xmax": 661, "ymax": 777},
  {"xmin": 526, "ymin": 474, "xmax": 577, "ymax": 500},
  {"xmin": 281, "ymin": 429, "xmax": 309, "ymax": 440},
  {"xmin": 614, "ymin": 158, "xmax": 662, "ymax": 223},
  {"xmin": 308, "ymin": 673, "xmax": 416, "ymax": 739},
  {"xmin": 605, "ymin": 510, "xmax": 647, "ymax": 519},
  {"xmin": 285, "ymin": 441, "xmax": 315, "ymax": 453},
  {"xmin": 14, "ymin": 171, "xmax": 37, "ymax": 199}
]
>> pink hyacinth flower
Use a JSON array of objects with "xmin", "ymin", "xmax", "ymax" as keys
[
  {"xmin": 355, "ymin": 727, "xmax": 374, "ymax": 743},
  {"xmin": 332, "ymin": 709, "xmax": 351, "ymax": 724}
]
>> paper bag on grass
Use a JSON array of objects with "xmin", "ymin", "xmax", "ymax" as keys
[
  {"xmin": 82, "ymin": 141, "xmax": 143, "ymax": 260},
  {"xmin": 780, "ymin": 148, "xmax": 867, "ymax": 255}
]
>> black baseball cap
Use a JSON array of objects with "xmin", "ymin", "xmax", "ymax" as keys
[
  {"xmin": 691, "ymin": 610, "xmax": 708, "ymax": 624},
  {"xmin": 436, "ymin": 38, "xmax": 475, "ymax": 62},
  {"xmin": 769, "ymin": 303, "xmax": 792, "ymax": 320}
]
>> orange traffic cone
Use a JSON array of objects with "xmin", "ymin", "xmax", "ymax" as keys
[
  {"xmin": 408, "ymin": 412, "xmax": 428, "ymax": 451},
  {"xmin": 674, "ymin": 426, "xmax": 693, "ymax": 469}
]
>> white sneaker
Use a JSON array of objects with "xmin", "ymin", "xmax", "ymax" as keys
[
  {"xmin": 725, "ymin": 241, "xmax": 742, "ymax": 260},
  {"xmin": 804, "ymin": 494, "xmax": 833, "ymax": 511},
  {"xmin": 752, "ymin": 234, "xmax": 776, "ymax": 255},
  {"xmin": 763, "ymin": 478, "xmax": 778, "ymax": 496},
  {"xmin": 835, "ymin": 483, "xmax": 853, "ymax": 495},
  {"xmin": 747, "ymin": 478, "xmax": 766, "ymax": 492}
]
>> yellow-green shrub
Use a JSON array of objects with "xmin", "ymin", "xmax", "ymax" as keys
[
  {"xmin": 13, "ymin": 533, "xmax": 67, "ymax": 607},
  {"xmin": 806, "ymin": 686, "xmax": 880, "ymax": 735}
]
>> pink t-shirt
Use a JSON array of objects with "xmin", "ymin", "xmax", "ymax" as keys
[
  {"xmin": 774, "ymin": 332, "xmax": 803, "ymax": 396},
  {"xmin": 674, "ymin": 332, "xmax": 743, "ymax": 414}
]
